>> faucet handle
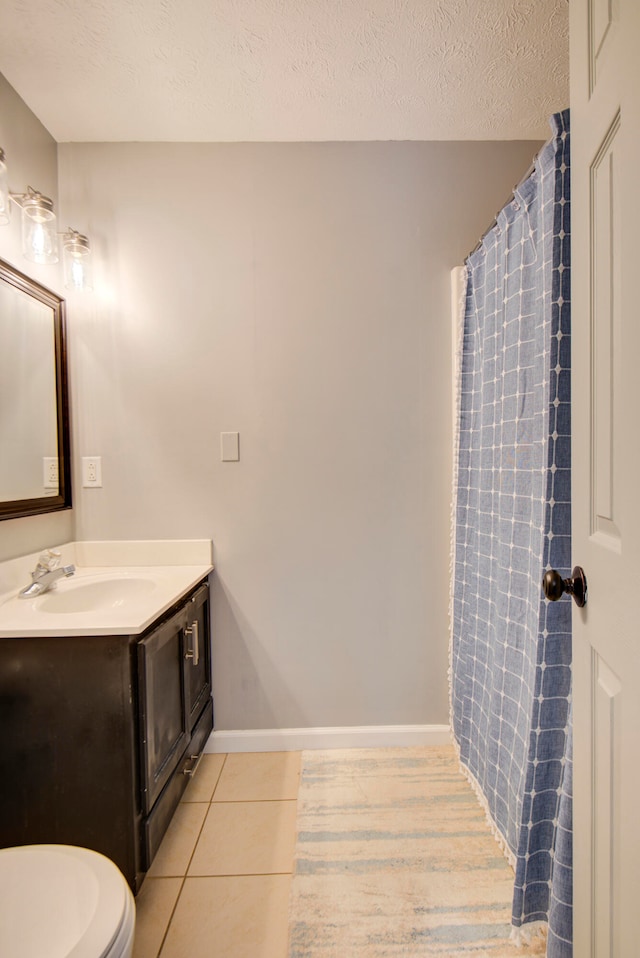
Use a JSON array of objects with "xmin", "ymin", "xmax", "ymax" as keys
[{"xmin": 35, "ymin": 549, "xmax": 61, "ymax": 573}]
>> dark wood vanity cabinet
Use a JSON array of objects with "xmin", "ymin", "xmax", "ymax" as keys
[{"xmin": 0, "ymin": 578, "xmax": 213, "ymax": 893}]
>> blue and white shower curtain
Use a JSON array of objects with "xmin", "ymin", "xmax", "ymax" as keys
[{"xmin": 450, "ymin": 110, "xmax": 572, "ymax": 956}]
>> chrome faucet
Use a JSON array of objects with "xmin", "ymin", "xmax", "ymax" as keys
[{"xmin": 18, "ymin": 549, "xmax": 75, "ymax": 599}]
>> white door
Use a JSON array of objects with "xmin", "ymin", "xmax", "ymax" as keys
[{"xmin": 570, "ymin": 0, "xmax": 640, "ymax": 954}]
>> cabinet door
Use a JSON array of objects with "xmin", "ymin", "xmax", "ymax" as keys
[
  {"xmin": 138, "ymin": 608, "xmax": 189, "ymax": 814},
  {"xmin": 0, "ymin": 634, "xmax": 141, "ymax": 891},
  {"xmin": 183, "ymin": 582, "xmax": 212, "ymax": 731}
]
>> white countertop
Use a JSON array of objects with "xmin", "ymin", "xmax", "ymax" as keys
[{"xmin": 0, "ymin": 540, "xmax": 213, "ymax": 637}]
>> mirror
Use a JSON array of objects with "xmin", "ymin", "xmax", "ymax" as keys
[{"xmin": 0, "ymin": 257, "xmax": 72, "ymax": 519}]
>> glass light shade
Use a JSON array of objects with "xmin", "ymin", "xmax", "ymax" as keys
[
  {"xmin": 21, "ymin": 191, "xmax": 58, "ymax": 264},
  {"xmin": 0, "ymin": 149, "xmax": 9, "ymax": 226},
  {"xmin": 63, "ymin": 230, "xmax": 93, "ymax": 291}
]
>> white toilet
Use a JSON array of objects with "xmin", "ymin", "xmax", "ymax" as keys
[{"xmin": 0, "ymin": 844, "xmax": 135, "ymax": 958}]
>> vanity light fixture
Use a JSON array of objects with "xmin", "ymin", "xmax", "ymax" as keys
[
  {"xmin": 62, "ymin": 228, "xmax": 93, "ymax": 291},
  {"xmin": 0, "ymin": 147, "xmax": 93, "ymax": 285},
  {"xmin": 11, "ymin": 187, "xmax": 59, "ymax": 265}
]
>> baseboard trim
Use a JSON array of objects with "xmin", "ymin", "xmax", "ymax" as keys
[{"xmin": 205, "ymin": 724, "xmax": 451, "ymax": 753}]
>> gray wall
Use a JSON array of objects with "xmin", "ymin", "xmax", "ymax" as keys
[{"xmin": 57, "ymin": 138, "xmax": 539, "ymax": 730}]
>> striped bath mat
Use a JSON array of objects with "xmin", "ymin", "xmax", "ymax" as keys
[{"xmin": 287, "ymin": 746, "xmax": 545, "ymax": 956}]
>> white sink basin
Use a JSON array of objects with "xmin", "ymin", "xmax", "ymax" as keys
[
  {"xmin": 0, "ymin": 561, "xmax": 213, "ymax": 637},
  {"xmin": 38, "ymin": 577, "xmax": 157, "ymax": 614}
]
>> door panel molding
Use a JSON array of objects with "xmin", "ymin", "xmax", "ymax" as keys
[
  {"xmin": 589, "ymin": 0, "xmax": 616, "ymax": 94},
  {"xmin": 590, "ymin": 110, "xmax": 622, "ymax": 549},
  {"xmin": 592, "ymin": 650, "xmax": 621, "ymax": 957}
]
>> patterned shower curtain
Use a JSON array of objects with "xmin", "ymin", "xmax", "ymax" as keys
[{"xmin": 450, "ymin": 110, "xmax": 572, "ymax": 956}]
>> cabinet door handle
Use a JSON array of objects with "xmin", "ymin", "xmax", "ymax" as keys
[
  {"xmin": 184, "ymin": 620, "xmax": 200, "ymax": 666},
  {"xmin": 182, "ymin": 752, "xmax": 203, "ymax": 778}
]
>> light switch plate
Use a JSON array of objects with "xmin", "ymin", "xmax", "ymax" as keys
[{"xmin": 220, "ymin": 432, "xmax": 240, "ymax": 462}]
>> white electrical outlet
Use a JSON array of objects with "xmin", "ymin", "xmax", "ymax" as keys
[
  {"xmin": 43, "ymin": 457, "xmax": 59, "ymax": 489},
  {"xmin": 82, "ymin": 456, "xmax": 103, "ymax": 487}
]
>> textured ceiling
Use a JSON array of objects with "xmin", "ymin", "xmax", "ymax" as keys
[{"xmin": 0, "ymin": 0, "xmax": 568, "ymax": 142}]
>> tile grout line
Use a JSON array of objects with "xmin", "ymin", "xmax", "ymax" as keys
[
  {"xmin": 211, "ymin": 797, "xmax": 299, "ymax": 804},
  {"xmin": 182, "ymin": 870, "xmax": 294, "ymax": 879},
  {"xmin": 155, "ymin": 752, "xmax": 229, "ymax": 958}
]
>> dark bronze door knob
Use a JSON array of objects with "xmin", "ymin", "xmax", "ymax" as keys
[{"xmin": 542, "ymin": 567, "xmax": 587, "ymax": 607}]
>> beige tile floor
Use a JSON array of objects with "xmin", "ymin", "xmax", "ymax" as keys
[{"xmin": 133, "ymin": 751, "xmax": 301, "ymax": 958}]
